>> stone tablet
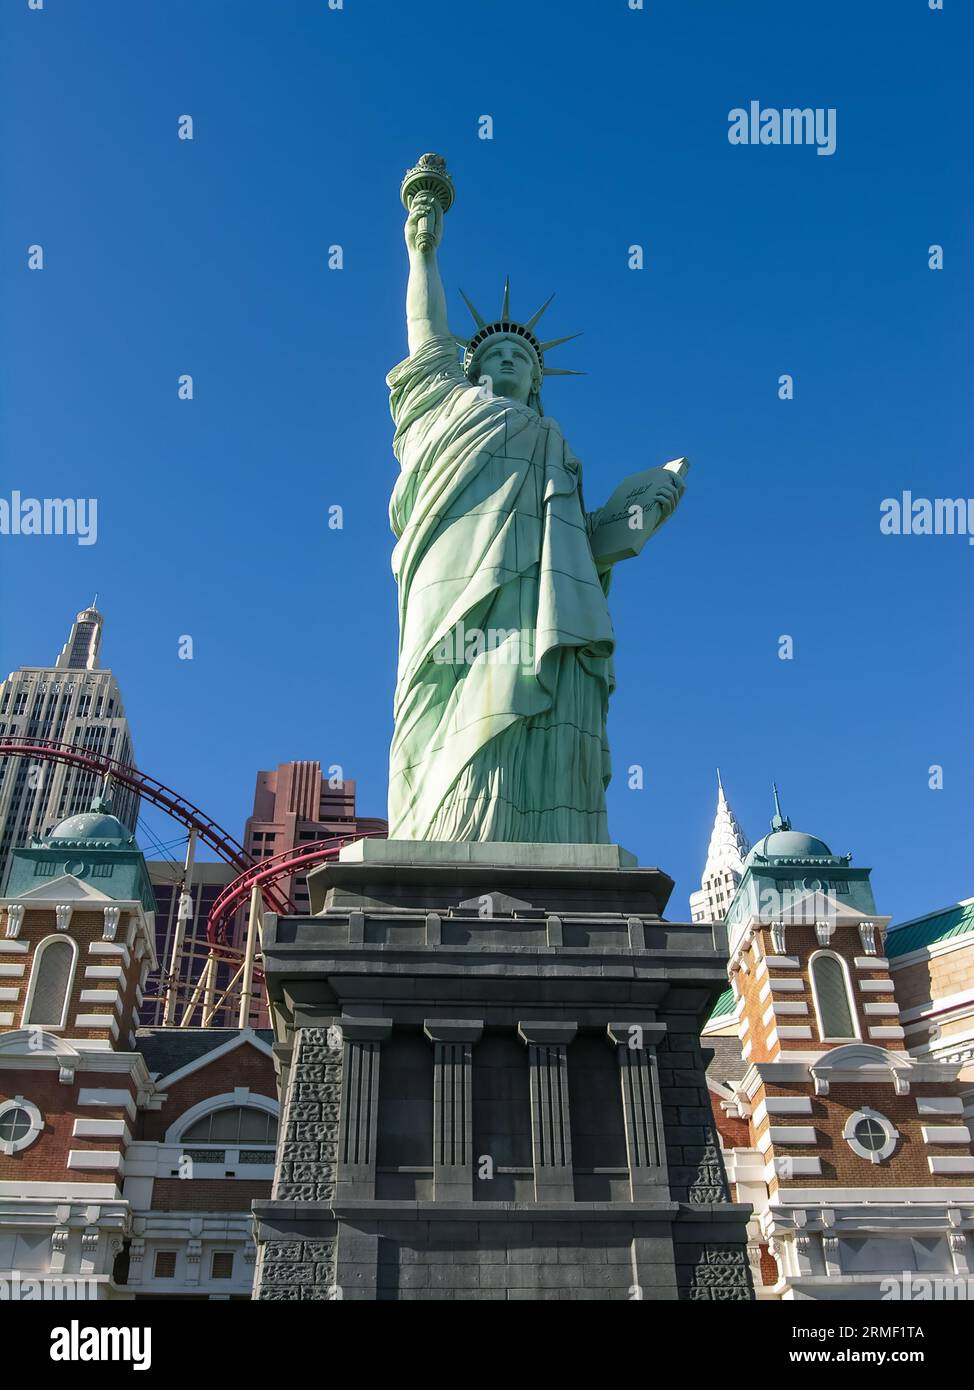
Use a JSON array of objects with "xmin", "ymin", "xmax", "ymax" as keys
[{"xmin": 589, "ymin": 458, "xmax": 690, "ymax": 566}]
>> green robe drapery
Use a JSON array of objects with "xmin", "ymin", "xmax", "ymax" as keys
[{"xmin": 387, "ymin": 335, "xmax": 616, "ymax": 843}]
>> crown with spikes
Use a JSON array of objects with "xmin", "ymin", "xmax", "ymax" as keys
[{"xmin": 455, "ymin": 278, "xmax": 584, "ymax": 381}]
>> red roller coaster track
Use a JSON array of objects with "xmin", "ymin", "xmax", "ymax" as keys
[
  {"xmin": 0, "ymin": 737, "xmax": 387, "ymax": 957},
  {"xmin": 0, "ymin": 736, "xmax": 295, "ymax": 916},
  {"xmin": 205, "ymin": 828, "xmax": 386, "ymax": 948}
]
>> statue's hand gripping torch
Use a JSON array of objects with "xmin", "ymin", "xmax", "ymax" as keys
[{"xmin": 400, "ymin": 152, "xmax": 455, "ymax": 253}]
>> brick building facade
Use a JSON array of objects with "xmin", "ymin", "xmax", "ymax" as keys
[
  {"xmin": 700, "ymin": 796, "xmax": 974, "ymax": 1298},
  {"xmin": 0, "ymin": 797, "xmax": 278, "ymax": 1299}
]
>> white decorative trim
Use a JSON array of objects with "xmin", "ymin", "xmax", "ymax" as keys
[
  {"xmin": 79, "ymin": 989, "xmax": 125, "ymax": 1018},
  {"xmin": 769, "ymin": 1126, "xmax": 817, "ymax": 1144},
  {"xmin": 777, "ymin": 1026, "xmax": 813, "ymax": 1040},
  {"xmin": 72, "ymin": 1117, "xmax": 129, "ymax": 1140},
  {"xmin": 0, "ymin": 1094, "xmax": 44, "ymax": 1155},
  {"xmin": 0, "ymin": 963, "xmax": 26, "ymax": 977},
  {"xmin": 88, "ymin": 941, "xmax": 131, "ymax": 966},
  {"xmin": 765, "ymin": 956, "xmax": 800, "ymax": 970},
  {"xmin": 0, "ymin": 941, "xmax": 29, "ymax": 953},
  {"xmin": 67, "ymin": 1149, "xmax": 123, "ymax": 1172},
  {"xmin": 858, "ymin": 921, "xmax": 878, "ymax": 956},
  {"xmin": 814, "ymin": 921, "xmax": 834, "ymax": 947},
  {"xmin": 770, "ymin": 979, "xmax": 806, "ymax": 993},
  {"xmin": 772, "ymin": 1156, "xmax": 821, "ymax": 1178},
  {"xmin": 73, "ymin": 1013, "xmax": 120, "ymax": 1038},
  {"xmin": 917, "ymin": 1097, "xmax": 964, "ymax": 1116},
  {"xmin": 921, "ymin": 1125, "xmax": 972, "ymax": 1145},
  {"xmin": 77, "ymin": 1087, "xmax": 137, "ymax": 1121},
  {"xmin": 84, "ymin": 965, "xmax": 125, "ymax": 982},
  {"xmin": 928, "ymin": 1157, "xmax": 974, "ymax": 1175},
  {"xmin": 0, "ymin": 988, "xmax": 19, "ymax": 1002},
  {"xmin": 102, "ymin": 905, "xmax": 122, "ymax": 941},
  {"xmin": 762, "ymin": 1097, "xmax": 814, "ymax": 1117},
  {"xmin": 863, "ymin": 1002, "xmax": 900, "ymax": 1015},
  {"xmin": 806, "ymin": 1042, "xmax": 915, "ymax": 1097},
  {"xmin": 867, "ymin": 1025, "xmax": 905, "ymax": 1040},
  {"xmin": 774, "ymin": 1002, "xmax": 809, "ymax": 1016},
  {"xmin": 854, "ymin": 957, "xmax": 890, "ymax": 970},
  {"xmin": 4, "ymin": 904, "xmax": 26, "ymax": 939},
  {"xmin": 163, "ymin": 1087, "xmax": 278, "ymax": 1145},
  {"xmin": 769, "ymin": 1185, "xmax": 974, "ymax": 1203},
  {"xmin": 0, "ymin": 1180, "xmax": 121, "ymax": 1199},
  {"xmin": 859, "ymin": 979, "xmax": 895, "ymax": 992},
  {"xmin": 55, "ymin": 904, "xmax": 73, "ymax": 932}
]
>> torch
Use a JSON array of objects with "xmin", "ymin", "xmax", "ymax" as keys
[{"xmin": 400, "ymin": 152, "xmax": 455, "ymax": 252}]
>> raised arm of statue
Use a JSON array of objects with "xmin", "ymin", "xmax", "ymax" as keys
[{"xmin": 405, "ymin": 194, "xmax": 449, "ymax": 355}]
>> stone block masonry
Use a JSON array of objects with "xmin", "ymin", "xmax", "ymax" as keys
[{"xmin": 253, "ymin": 845, "xmax": 753, "ymax": 1301}]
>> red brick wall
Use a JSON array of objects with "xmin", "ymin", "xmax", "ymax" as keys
[
  {"xmin": 710, "ymin": 1091, "xmax": 750, "ymax": 1149},
  {"xmin": 1, "ymin": 906, "xmax": 144, "ymax": 1043},
  {"xmin": 0, "ymin": 1068, "xmax": 136, "ymax": 1182},
  {"xmin": 759, "ymin": 1244, "xmax": 779, "ymax": 1286},
  {"xmin": 758, "ymin": 1080, "xmax": 974, "ymax": 1190},
  {"xmin": 150, "ymin": 1179, "xmax": 271, "ymax": 1211},
  {"xmin": 137, "ymin": 1042, "xmax": 277, "ymax": 1141},
  {"xmin": 736, "ymin": 925, "xmax": 901, "ymax": 1061}
]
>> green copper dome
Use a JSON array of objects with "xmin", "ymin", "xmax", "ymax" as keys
[
  {"xmin": 744, "ymin": 828, "xmax": 833, "ymax": 866},
  {"xmin": 45, "ymin": 789, "xmax": 135, "ymax": 849},
  {"xmin": 743, "ymin": 783, "xmax": 833, "ymax": 866},
  {"xmin": 47, "ymin": 810, "xmax": 134, "ymax": 848}
]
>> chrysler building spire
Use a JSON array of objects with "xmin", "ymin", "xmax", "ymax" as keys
[{"xmin": 689, "ymin": 770, "xmax": 751, "ymax": 922}]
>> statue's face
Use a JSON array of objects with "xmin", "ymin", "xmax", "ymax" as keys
[{"xmin": 471, "ymin": 335, "xmax": 539, "ymax": 405}]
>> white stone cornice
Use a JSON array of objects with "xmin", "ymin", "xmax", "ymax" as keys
[{"xmin": 740, "ymin": 1047, "xmax": 964, "ymax": 1099}]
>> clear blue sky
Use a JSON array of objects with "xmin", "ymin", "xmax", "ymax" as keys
[{"xmin": 1, "ymin": 0, "xmax": 970, "ymax": 923}]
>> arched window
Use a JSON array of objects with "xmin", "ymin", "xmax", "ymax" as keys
[
  {"xmin": 181, "ymin": 1106, "xmax": 277, "ymax": 1145},
  {"xmin": 24, "ymin": 936, "xmax": 78, "ymax": 1029},
  {"xmin": 175, "ymin": 1102, "xmax": 279, "ymax": 1177},
  {"xmin": 810, "ymin": 951, "xmax": 858, "ymax": 1040}
]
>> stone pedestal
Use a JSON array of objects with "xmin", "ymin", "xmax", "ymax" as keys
[{"xmin": 252, "ymin": 842, "xmax": 753, "ymax": 1301}]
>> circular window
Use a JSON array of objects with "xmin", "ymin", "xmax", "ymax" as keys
[
  {"xmin": 0, "ymin": 1097, "xmax": 43, "ymax": 1155},
  {"xmin": 803, "ymin": 877, "xmax": 823, "ymax": 892},
  {"xmin": 843, "ymin": 1107, "xmax": 899, "ymax": 1163},
  {"xmin": 0, "ymin": 1108, "xmax": 31, "ymax": 1143},
  {"xmin": 64, "ymin": 860, "xmax": 87, "ymax": 877},
  {"xmin": 853, "ymin": 1117, "xmax": 887, "ymax": 1152}
]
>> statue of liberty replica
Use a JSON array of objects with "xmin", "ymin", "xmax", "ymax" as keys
[
  {"xmin": 252, "ymin": 159, "xmax": 752, "ymax": 1302},
  {"xmin": 388, "ymin": 154, "xmax": 688, "ymax": 845}
]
